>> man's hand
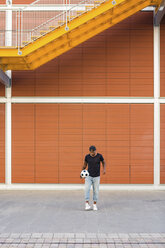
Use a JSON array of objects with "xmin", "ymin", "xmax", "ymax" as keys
[
  {"xmin": 103, "ymin": 170, "xmax": 106, "ymax": 175},
  {"xmin": 80, "ymin": 161, "xmax": 88, "ymax": 179}
]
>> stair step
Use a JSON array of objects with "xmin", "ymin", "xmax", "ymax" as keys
[
  {"xmin": 94, "ymin": 0, "xmax": 102, "ymax": 3},
  {"xmin": 31, "ymin": 36, "xmax": 38, "ymax": 41},
  {"xmin": 67, "ymin": 15, "xmax": 76, "ymax": 19},
  {"xmin": 86, "ymin": 5, "xmax": 93, "ymax": 8},
  {"xmin": 58, "ymin": 20, "xmax": 65, "ymax": 24},
  {"xmin": 40, "ymin": 30, "xmax": 48, "ymax": 35},
  {"xmin": 77, "ymin": 10, "xmax": 85, "ymax": 14},
  {"xmin": 49, "ymin": 26, "xmax": 57, "ymax": 30}
]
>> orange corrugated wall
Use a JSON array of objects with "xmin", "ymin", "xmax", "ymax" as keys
[
  {"xmin": 160, "ymin": 17, "xmax": 165, "ymax": 184},
  {"xmin": 0, "ymin": 84, "xmax": 5, "ymax": 96},
  {"xmin": 12, "ymin": 103, "xmax": 154, "ymax": 184},
  {"xmin": 0, "ymin": 104, "xmax": 5, "ymax": 183},
  {"xmin": 1, "ymin": 12, "xmax": 156, "ymax": 184},
  {"xmin": 0, "ymin": 11, "xmax": 6, "ymax": 95},
  {"xmin": 12, "ymin": 12, "xmax": 154, "ymax": 97},
  {"xmin": 160, "ymin": 104, "xmax": 165, "ymax": 184},
  {"xmin": 160, "ymin": 16, "xmax": 165, "ymax": 96}
]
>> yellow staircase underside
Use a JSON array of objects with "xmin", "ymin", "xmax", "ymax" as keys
[{"xmin": 0, "ymin": 0, "xmax": 161, "ymax": 71}]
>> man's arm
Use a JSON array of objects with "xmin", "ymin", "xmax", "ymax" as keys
[
  {"xmin": 82, "ymin": 161, "xmax": 88, "ymax": 170},
  {"xmin": 102, "ymin": 160, "xmax": 106, "ymax": 174},
  {"xmin": 80, "ymin": 161, "xmax": 88, "ymax": 178}
]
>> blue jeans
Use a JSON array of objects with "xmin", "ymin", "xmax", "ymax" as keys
[{"xmin": 85, "ymin": 176, "xmax": 100, "ymax": 202}]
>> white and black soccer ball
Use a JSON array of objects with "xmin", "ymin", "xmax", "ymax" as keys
[{"xmin": 80, "ymin": 170, "xmax": 89, "ymax": 178}]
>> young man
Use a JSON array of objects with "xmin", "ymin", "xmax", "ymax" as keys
[{"xmin": 81, "ymin": 145, "xmax": 106, "ymax": 211}]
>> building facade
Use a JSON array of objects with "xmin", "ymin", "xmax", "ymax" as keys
[{"xmin": 0, "ymin": 1, "xmax": 165, "ymax": 189}]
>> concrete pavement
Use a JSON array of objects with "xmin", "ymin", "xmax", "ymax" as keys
[
  {"xmin": 0, "ymin": 190, "xmax": 164, "ymax": 233},
  {"xmin": 0, "ymin": 190, "xmax": 165, "ymax": 247}
]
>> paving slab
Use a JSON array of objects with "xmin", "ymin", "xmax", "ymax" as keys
[{"xmin": 0, "ymin": 233, "xmax": 165, "ymax": 247}]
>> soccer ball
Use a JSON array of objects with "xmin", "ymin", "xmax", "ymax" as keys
[{"xmin": 80, "ymin": 170, "xmax": 89, "ymax": 178}]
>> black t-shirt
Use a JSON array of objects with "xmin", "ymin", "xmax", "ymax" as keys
[{"xmin": 85, "ymin": 153, "xmax": 104, "ymax": 177}]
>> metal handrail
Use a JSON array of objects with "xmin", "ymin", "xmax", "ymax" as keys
[
  {"xmin": 30, "ymin": 0, "xmax": 94, "ymax": 33},
  {"xmin": 21, "ymin": 0, "xmax": 43, "ymax": 10},
  {"xmin": 0, "ymin": 0, "xmax": 105, "ymax": 49},
  {"xmin": 18, "ymin": 0, "xmax": 101, "ymax": 49}
]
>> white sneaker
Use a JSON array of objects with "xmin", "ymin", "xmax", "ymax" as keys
[
  {"xmin": 93, "ymin": 204, "xmax": 98, "ymax": 211},
  {"xmin": 85, "ymin": 203, "xmax": 91, "ymax": 210}
]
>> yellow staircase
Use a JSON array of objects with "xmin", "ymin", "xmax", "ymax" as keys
[{"xmin": 0, "ymin": 0, "xmax": 161, "ymax": 71}]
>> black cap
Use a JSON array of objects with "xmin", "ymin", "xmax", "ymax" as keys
[{"xmin": 89, "ymin": 145, "xmax": 96, "ymax": 151}]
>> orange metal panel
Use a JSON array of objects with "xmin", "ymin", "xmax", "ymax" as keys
[
  {"xmin": 160, "ymin": 104, "xmax": 165, "ymax": 183},
  {"xmin": 0, "ymin": 104, "xmax": 5, "ymax": 183},
  {"xmin": 160, "ymin": 16, "xmax": 165, "ymax": 96},
  {"xmin": 101, "ymin": 177, "xmax": 129, "ymax": 184},
  {"xmin": 12, "ymin": 104, "xmax": 35, "ymax": 183},
  {"xmin": 82, "ymin": 86, "xmax": 106, "ymax": 96},
  {"xmin": 35, "ymin": 177, "xmax": 59, "ymax": 183},
  {"xmin": 130, "ymin": 104, "xmax": 154, "ymax": 184},
  {"xmin": 12, "ymin": 0, "xmax": 34, "ymax": 3},
  {"xmin": 0, "ymin": 84, "xmax": 5, "ymax": 96},
  {"xmin": 0, "ymin": 12, "xmax": 5, "ymax": 47},
  {"xmin": 130, "ymin": 14, "xmax": 153, "ymax": 96},
  {"xmin": 12, "ymin": 71, "xmax": 35, "ymax": 96},
  {"xmin": 35, "ymin": 104, "xmax": 59, "ymax": 183},
  {"xmin": 58, "ymin": 104, "xmax": 83, "ymax": 183},
  {"xmin": 59, "ymin": 177, "xmax": 84, "ymax": 184}
]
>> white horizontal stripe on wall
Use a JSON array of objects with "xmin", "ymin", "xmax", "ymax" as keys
[
  {"xmin": 160, "ymin": 99, "xmax": 165, "ymax": 103},
  {"xmin": 0, "ymin": 97, "xmax": 156, "ymax": 104},
  {"xmin": 2, "ymin": 97, "xmax": 165, "ymax": 104},
  {"xmin": 0, "ymin": 97, "xmax": 7, "ymax": 103}
]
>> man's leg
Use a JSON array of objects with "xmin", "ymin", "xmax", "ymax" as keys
[
  {"xmin": 85, "ymin": 176, "xmax": 92, "ymax": 203},
  {"xmin": 92, "ymin": 176, "xmax": 100, "ymax": 205}
]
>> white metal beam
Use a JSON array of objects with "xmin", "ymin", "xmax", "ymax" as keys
[
  {"xmin": 154, "ymin": 0, "xmax": 165, "ymax": 26},
  {"xmin": 0, "ymin": 69, "xmax": 11, "ymax": 87},
  {"xmin": 154, "ymin": 25, "xmax": 160, "ymax": 186},
  {"xmin": 5, "ymin": 0, "xmax": 12, "ymax": 186},
  {"xmin": 10, "ymin": 97, "xmax": 155, "ymax": 104},
  {"xmin": 159, "ymin": 98, "xmax": 165, "ymax": 103}
]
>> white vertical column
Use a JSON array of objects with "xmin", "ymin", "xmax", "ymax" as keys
[
  {"xmin": 5, "ymin": 1, "xmax": 12, "ymax": 47},
  {"xmin": 5, "ymin": 0, "xmax": 12, "ymax": 185},
  {"xmin": 154, "ymin": 24, "xmax": 160, "ymax": 186}
]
